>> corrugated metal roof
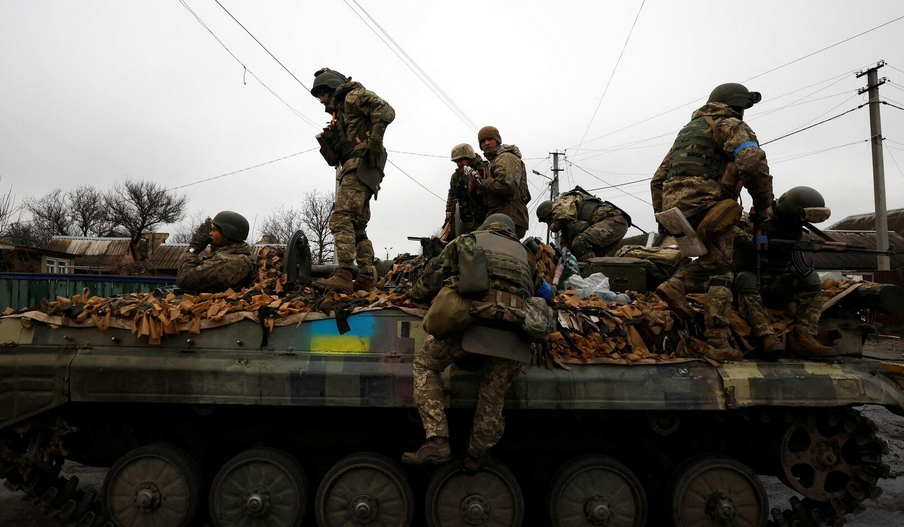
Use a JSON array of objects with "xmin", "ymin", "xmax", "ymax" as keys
[
  {"xmin": 45, "ymin": 236, "xmax": 133, "ymax": 269},
  {"xmin": 828, "ymin": 208, "xmax": 904, "ymax": 237},
  {"xmin": 807, "ymin": 230, "xmax": 904, "ymax": 271},
  {"xmin": 148, "ymin": 243, "xmax": 287, "ymax": 271}
]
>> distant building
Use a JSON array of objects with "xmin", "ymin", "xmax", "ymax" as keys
[
  {"xmin": 829, "ymin": 208, "xmax": 904, "ymax": 238},
  {"xmin": 0, "ymin": 243, "xmax": 76, "ymax": 273},
  {"xmin": 43, "ymin": 233, "xmax": 170, "ymax": 275}
]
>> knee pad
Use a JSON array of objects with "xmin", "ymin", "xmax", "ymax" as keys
[
  {"xmin": 799, "ymin": 271, "xmax": 822, "ymax": 293},
  {"xmin": 734, "ymin": 271, "xmax": 759, "ymax": 295}
]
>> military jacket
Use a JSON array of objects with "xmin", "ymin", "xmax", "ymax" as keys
[
  {"xmin": 651, "ymin": 102, "xmax": 773, "ymax": 219},
  {"xmin": 410, "ymin": 224, "xmax": 545, "ymax": 303},
  {"xmin": 483, "ymin": 144, "xmax": 531, "ymax": 231},
  {"xmin": 326, "ymin": 81, "xmax": 395, "ymax": 163},
  {"xmin": 445, "ymin": 158, "xmax": 489, "ymax": 231},
  {"xmin": 177, "ymin": 242, "xmax": 253, "ymax": 293},
  {"xmin": 546, "ymin": 192, "xmax": 628, "ymax": 243}
]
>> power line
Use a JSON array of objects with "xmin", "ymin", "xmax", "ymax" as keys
[
  {"xmin": 177, "ymin": 0, "xmax": 319, "ymax": 129},
  {"xmin": 167, "ymin": 147, "xmax": 318, "ymax": 191},
  {"xmin": 385, "ymin": 159, "xmax": 444, "ymax": 201},
  {"xmin": 568, "ymin": 162, "xmax": 652, "ymax": 205},
  {"xmin": 585, "ymin": 177, "xmax": 652, "ymax": 192},
  {"xmin": 760, "ymin": 103, "xmax": 866, "ymax": 146},
  {"xmin": 884, "ymin": 143, "xmax": 904, "ymax": 182},
  {"xmin": 572, "ymin": 0, "xmax": 646, "ymax": 159},
  {"xmin": 883, "ymin": 100, "xmax": 904, "ymax": 112},
  {"xmin": 770, "ymin": 139, "xmax": 868, "ymax": 164},
  {"xmin": 387, "ymin": 149, "xmax": 447, "ymax": 159},
  {"xmin": 889, "ymin": 64, "xmax": 904, "ymax": 76},
  {"xmin": 742, "ymin": 14, "xmax": 904, "ymax": 83},
  {"xmin": 212, "ymin": 0, "xmax": 310, "ymax": 91},
  {"xmin": 341, "ymin": 0, "xmax": 477, "ymax": 132}
]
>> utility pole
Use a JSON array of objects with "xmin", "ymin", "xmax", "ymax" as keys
[
  {"xmin": 550, "ymin": 151, "xmax": 565, "ymax": 245},
  {"xmin": 856, "ymin": 61, "xmax": 890, "ymax": 270}
]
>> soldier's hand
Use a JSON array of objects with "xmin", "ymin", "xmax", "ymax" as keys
[
  {"xmin": 189, "ymin": 232, "xmax": 211, "ymax": 254},
  {"xmin": 364, "ymin": 138, "xmax": 385, "ymax": 168}
]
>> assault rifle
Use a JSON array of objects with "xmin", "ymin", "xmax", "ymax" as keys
[{"xmin": 766, "ymin": 239, "xmax": 896, "ymax": 276}]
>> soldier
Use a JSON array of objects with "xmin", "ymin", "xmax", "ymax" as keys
[
  {"xmin": 650, "ymin": 83, "xmax": 774, "ymax": 361},
  {"xmin": 401, "ymin": 214, "xmax": 550, "ymax": 473},
  {"xmin": 442, "ymin": 143, "xmax": 488, "ymax": 240},
  {"xmin": 733, "ymin": 187, "xmax": 837, "ymax": 358},
  {"xmin": 177, "ymin": 211, "xmax": 253, "ymax": 293},
  {"xmin": 536, "ymin": 186, "xmax": 631, "ymax": 261},
  {"xmin": 310, "ymin": 68, "xmax": 395, "ymax": 293},
  {"xmin": 478, "ymin": 126, "xmax": 531, "ymax": 238}
]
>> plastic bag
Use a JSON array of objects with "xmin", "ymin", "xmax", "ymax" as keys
[
  {"xmin": 564, "ymin": 272, "xmax": 610, "ymax": 299},
  {"xmin": 561, "ymin": 252, "xmax": 580, "ymax": 283}
]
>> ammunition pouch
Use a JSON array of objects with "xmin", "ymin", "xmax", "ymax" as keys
[
  {"xmin": 577, "ymin": 199, "xmax": 601, "ymax": 222},
  {"xmin": 522, "ymin": 296, "xmax": 555, "ymax": 343},
  {"xmin": 423, "ymin": 286, "xmax": 473, "ymax": 340},
  {"xmin": 696, "ymin": 199, "xmax": 743, "ymax": 241},
  {"xmin": 459, "ymin": 247, "xmax": 490, "ymax": 298},
  {"xmin": 316, "ymin": 127, "xmax": 342, "ymax": 167}
]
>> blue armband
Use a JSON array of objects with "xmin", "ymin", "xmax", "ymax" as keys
[
  {"xmin": 535, "ymin": 280, "xmax": 552, "ymax": 301},
  {"xmin": 448, "ymin": 188, "xmax": 456, "ymax": 196},
  {"xmin": 733, "ymin": 141, "xmax": 758, "ymax": 158}
]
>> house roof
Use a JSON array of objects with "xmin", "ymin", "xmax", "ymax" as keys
[
  {"xmin": 807, "ymin": 230, "xmax": 904, "ymax": 271},
  {"xmin": 828, "ymin": 208, "xmax": 904, "ymax": 237},
  {"xmin": 44, "ymin": 236, "xmax": 133, "ymax": 268}
]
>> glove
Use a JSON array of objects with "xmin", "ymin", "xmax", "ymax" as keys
[
  {"xmin": 189, "ymin": 232, "xmax": 211, "ymax": 253},
  {"xmin": 364, "ymin": 138, "xmax": 385, "ymax": 168}
]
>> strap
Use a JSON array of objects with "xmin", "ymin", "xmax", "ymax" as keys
[
  {"xmin": 733, "ymin": 141, "xmax": 758, "ymax": 158},
  {"xmin": 704, "ymin": 116, "xmax": 723, "ymax": 147}
]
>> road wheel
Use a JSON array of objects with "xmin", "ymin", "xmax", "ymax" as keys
[
  {"xmin": 548, "ymin": 454, "xmax": 647, "ymax": 527},
  {"xmin": 669, "ymin": 455, "xmax": 767, "ymax": 527},
  {"xmin": 315, "ymin": 452, "xmax": 414, "ymax": 527},
  {"xmin": 425, "ymin": 459, "xmax": 523, "ymax": 527},
  {"xmin": 209, "ymin": 447, "xmax": 308, "ymax": 527},
  {"xmin": 102, "ymin": 443, "xmax": 201, "ymax": 527}
]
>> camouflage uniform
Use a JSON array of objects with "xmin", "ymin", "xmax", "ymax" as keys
[
  {"xmin": 445, "ymin": 157, "xmax": 489, "ymax": 235},
  {"xmin": 546, "ymin": 190, "xmax": 630, "ymax": 261},
  {"xmin": 176, "ymin": 243, "xmax": 253, "ymax": 293},
  {"xmin": 409, "ymin": 222, "xmax": 545, "ymax": 457},
  {"xmin": 733, "ymin": 216, "xmax": 824, "ymax": 341},
  {"xmin": 325, "ymin": 81, "xmax": 395, "ymax": 273},
  {"xmin": 482, "ymin": 145, "xmax": 531, "ymax": 238},
  {"xmin": 651, "ymin": 102, "xmax": 773, "ymax": 345}
]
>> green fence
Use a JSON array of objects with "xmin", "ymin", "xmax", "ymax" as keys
[{"xmin": 0, "ymin": 273, "xmax": 176, "ymax": 311}]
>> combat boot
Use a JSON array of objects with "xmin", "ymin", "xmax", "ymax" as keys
[
  {"xmin": 790, "ymin": 331, "xmax": 838, "ymax": 359},
  {"xmin": 463, "ymin": 449, "xmax": 491, "ymax": 475},
  {"xmin": 760, "ymin": 334, "xmax": 785, "ymax": 359},
  {"xmin": 313, "ymin": 268, "xmax": 354, "ymax": 293},
  {"xmin": 354, "ymin": 268, "xmax": 377, "ymax": 291},
  {"xmin": 401, "ymin": 437, "xmax": 452, "ymax": 465},
  {"xmin": 702, "ymin": 339, "xmax": 742, "ymax": 362},
  {"xmin": 654, "ymin": 280, "xmax": 696, "ymax": 320}
]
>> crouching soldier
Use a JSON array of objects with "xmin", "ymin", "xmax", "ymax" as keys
[
  {"xmin": 402, "ymin": 214, "xmax": 552, "ymax": 472},
  {"xmin": 733, "ymin": 186, "xmax": 837, "ymax": 358},
  {"xmin": 177, "ymin": 211, "xmax": 253, "ymax": 293},
  {"xmin": 536, "ymin": 186, "xmax": 631, "ymax": 260}
]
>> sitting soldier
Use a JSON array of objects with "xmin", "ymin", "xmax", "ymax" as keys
[
  {"xmin": 733, "ymin": 187, "xmax": 837, "ymax": 358},
  {"xmin": 536, "ymin": 186, "xmax": 631, "ymax": 261},
  {"xmin": 177, "ymin": 211, "xmax": 253, "ymax": 293}
]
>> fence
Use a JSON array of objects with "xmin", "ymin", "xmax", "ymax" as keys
[{"xmin": 0, "ymin": 273, "xmax": 176, "ymax": 311}]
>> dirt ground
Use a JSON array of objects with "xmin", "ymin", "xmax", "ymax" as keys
[{"xmin": 2, "ymin": 337, "xmax": 904, "ymax": 526}]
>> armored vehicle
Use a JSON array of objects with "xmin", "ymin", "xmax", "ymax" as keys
[{"xmin": 1, "ymin": 276, "xmax": 903, "ymax": 527}]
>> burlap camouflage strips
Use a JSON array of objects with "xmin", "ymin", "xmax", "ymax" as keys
[
  {"xmin": 330, "ymin": 159, "xmax": 375, "ymax": 272},
  {"xmin": 413, "ymin": 336, "xmax": 521, "ymax": 454},
  {"xmin": 177, "ymin": 242, "xmax": 254, "ymax": 293}
]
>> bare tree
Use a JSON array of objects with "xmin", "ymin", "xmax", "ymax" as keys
[
  {"xmin": 0, "ymin": 179, "xmax": 18, "ymax": 237},
  {"xmin": 24, "ymin": 188, "xmax": 71, "ymax": 243},
  {"xmin": 259, "ymin": 206, "xmax": 305, "ymax": 245},
  {"xmin": 105, "ymin": 180, "xmax": 188, "ymax": 247},
  {"xmin": 302, "ymin": 190, "xmax": 334, "ymax": 264},
  {"xmin": 170, "ymin": 210, "xmax": 210, "ymax": 243},
  {"xmin": 68, "ymin": 185, "xmax": 111, "ymax": 237},
  {"xmin": 3, "ymin": 221, "xmax": 42, "ymax": 248}
]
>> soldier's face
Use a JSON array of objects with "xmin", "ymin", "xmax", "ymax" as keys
[
  {"xmin": 317, "ymin": 92, "xmax": 330, "ymax": 104},
  {"xmin": 210, "ymin": 230, "xmax": 228, "ymax": 247},
  {"xmin": 480, "ymin": 138, "xmax": 498, "ymax": 152},
  {"xmin": 455, "ymin": 159, "xmax": 469, "ymax": 170}
]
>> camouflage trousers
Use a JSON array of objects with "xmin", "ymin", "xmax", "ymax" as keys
[
  {"xmin": 572, "ymin": 215, "xmax": 630, "ymax": 260},
  {"xmin": 330, "ymin": 160, "xmax": 375, "ymax": 272},
  {"xmin": 671, "ymin": 229, "xmax": 734, "ymax": 342},
  {"xmin": 412, "ymin": 336, "xmax": 521, "ymax": 455},
  {"xmin": 739, "ymin": 272, "xmax": 824, "ymax": 338}
]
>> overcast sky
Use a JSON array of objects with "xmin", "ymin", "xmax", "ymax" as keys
[{"xmin": 2, "ymin": 0, "xmax": 903, "ymax": 256}]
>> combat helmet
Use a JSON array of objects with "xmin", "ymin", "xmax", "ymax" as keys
[
  {"xmin": 708, "ymin": 83, "xmax": 762, "ymax": 109},
  {"xmin": 451, "ymin": 143, "xmax": 476, "ymax": 162},
  {"xmin": 480, "ymin": 213, "xmax": 516, "ymax": 234},
  {"xmin": 536, "ymin": 201, "xmax": 554, "ymax": 222},
  {"xmin": 211, "ymin": 211, "xmax": 250, "ymax": 242},
  {"xmin": 774, "ymin": 186, "xmax": 831, "ymax": 223},
  {"xmin": 311, "ymin": 68, "xmax": 348, "ymax": 97}
]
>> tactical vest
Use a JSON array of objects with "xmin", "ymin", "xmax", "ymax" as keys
[
  {"xmin": 568, "ymin": 194, "xmax": 632, "ymax": 226},
  {"xmin": 666, "ymin": 116, "xmax": 726, "ymax": 181},
  {"xmin": 330, "ymin": 91, "xmax": 372, "ymax": 163},
  {"xmin": 458, "ymin": 231, "xmax": 533, "ymax": 300}
]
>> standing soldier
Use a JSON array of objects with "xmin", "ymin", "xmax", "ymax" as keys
[
  {"xmin": 402, "ymin": 214, "xmax": 551, "ymax": 473},
  {"xmin": 177, "ymin": 211, "xmax": 253, "ymax": 293},
  {"xmin": 650, "ymin": 83, "xmax": 774, "ymax": 361},
  {"xmin": 442, "ymin": 143, "xmax": 489, "ymax": 241},
  {"xmin": 536, "ymin": 186, "xmax": 631, "ymax": 261},
  {"xmin": 733, "ymin": 187, "xmax": 837, "ymax": 358},
  {"xmin": 310, "ymin": 68, "xmax": 395, "ymax": 292},
  {"xmin": 478, "ymin": 126, "xmax": 531, "ymax": 238}
]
